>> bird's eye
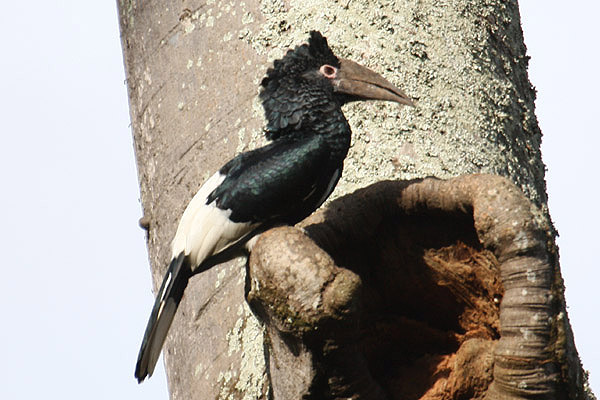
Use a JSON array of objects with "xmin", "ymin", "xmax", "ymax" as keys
[{"xmin": 319, "ymin": 64, "xmax": 337, "ymax": 79}]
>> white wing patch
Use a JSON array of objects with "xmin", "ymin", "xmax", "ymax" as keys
[{"xmin": 171, "ymin": 171, "xmax": 256, "ymax": 269}]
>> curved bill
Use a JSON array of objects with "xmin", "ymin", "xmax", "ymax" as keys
[{"xmin": 333, "ymin": 59, "xmax": 415, "ymax": 106}]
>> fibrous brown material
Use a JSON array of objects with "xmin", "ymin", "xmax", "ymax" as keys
[{"xmin": 248, "ymin": 174, "xmax": 584, "ymax": 399}]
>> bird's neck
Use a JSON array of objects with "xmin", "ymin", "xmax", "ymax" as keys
[
  {"xmin": 310, "ymin": 106, "xmax": 352, "ymax": 162},
  {"xmin": 263, "ymin": 83, "xmax": 353, "ymax": 162},
  {"xmin": 276, "ymin": 102, "xmax": 351, "ymax": 164}
]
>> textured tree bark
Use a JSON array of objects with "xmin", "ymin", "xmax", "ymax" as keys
[
  {"xmin": 117, "ymin": 0, "xmax": 592, "ymax": 399},
  {"xmin": 249, "ymin": 175, "xmax": 586, "ymax": 399}
]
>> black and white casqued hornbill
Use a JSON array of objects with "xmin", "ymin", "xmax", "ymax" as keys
[{"xmin": 135, "ymin": 31, "xmax": 413, "ymax": 382}]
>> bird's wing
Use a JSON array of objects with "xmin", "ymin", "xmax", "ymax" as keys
[
  {"xmin": 170, "ymin": 170, "xmax": 257, "ymax": 268},
  {"xmin": 171, "ymin": 134, "xmax": 337, "ymax": 268},
  {"xmin": 210, "ymin": 134, "xmax": 339, "ymax": 224}
]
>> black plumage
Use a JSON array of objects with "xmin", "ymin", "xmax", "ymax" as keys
[
  {"xmin": 209, "ymin": 133, "xmax": 342, "ymax": 224},
  {"xmin": 260, "ymin": 31, "xmax": 342, "ymax": 139},
  {"xmin": 134, "ymin": 31, "xmax": 413, "ymax": 382}
]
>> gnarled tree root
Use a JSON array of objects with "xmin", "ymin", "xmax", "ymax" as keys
[{"xmin": 247, "ymin": 174, "xmax": 586, "ymax": 400}]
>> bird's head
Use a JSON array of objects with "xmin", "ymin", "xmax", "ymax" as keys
[{"xmin": 260, "ymin": 31, "xmax": 414, "ymax": 139}]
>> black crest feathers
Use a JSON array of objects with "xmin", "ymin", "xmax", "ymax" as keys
[{"xmin": 260, "ymin": 31, "xmax": 339, "ymax": 89}]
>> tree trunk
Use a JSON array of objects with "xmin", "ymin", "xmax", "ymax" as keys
[{"xmin": 117, "ymin": 0, "xmax": 592, "ymax": 399}]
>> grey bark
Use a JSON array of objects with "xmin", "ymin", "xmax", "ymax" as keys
[{"xmin": 117, "ymin": 0, "xmax": 591, "ymax": 399}]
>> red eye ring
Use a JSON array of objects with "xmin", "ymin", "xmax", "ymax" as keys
[{"xmin": 319, "ymin": 64, "xmax": 337, "ymax": 79}]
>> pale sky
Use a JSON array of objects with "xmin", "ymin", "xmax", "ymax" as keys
[{"xmin": 0, "ymin": 2, "xmax": 597, "ymax": 399}]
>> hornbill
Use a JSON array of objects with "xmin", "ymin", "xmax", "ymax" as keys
[{"xmin": 135, "ymin": 31, "xmax": 413, "ymax": 382}]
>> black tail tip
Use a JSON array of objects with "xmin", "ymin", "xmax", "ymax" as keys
[{"xmin": 135, "ymin": 365, "xmax": 149, "ymax": 383}]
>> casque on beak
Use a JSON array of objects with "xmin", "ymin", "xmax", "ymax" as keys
[{"xmin": 332, "ymin": 59, "xmax": 414, "ymax": 106}]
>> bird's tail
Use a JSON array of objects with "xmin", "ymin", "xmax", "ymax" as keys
[{"xmin": 135, "ymin": 252, "xmax": 191, "ymax": 382}]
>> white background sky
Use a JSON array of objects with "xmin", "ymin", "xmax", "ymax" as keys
[{"xmin": 0, "ymin": 2, "xmax": 597, "ymax": 399}]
